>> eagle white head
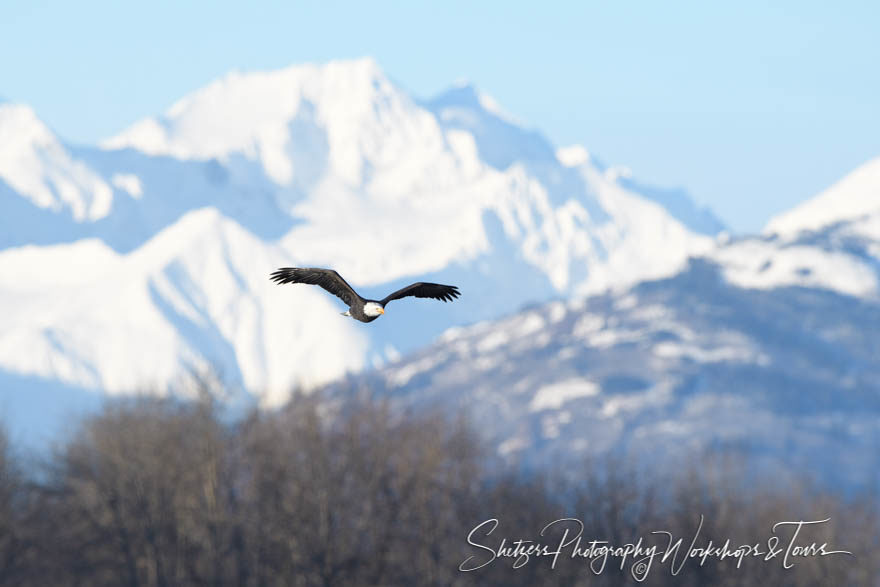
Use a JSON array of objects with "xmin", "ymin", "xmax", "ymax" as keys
[
  {"xmin": 270, "ymin": 267, "xmax": 458, "ymax": 324},
  {"xmin": 364, "ymin": 302, "xmax": 385, "ymax": 317}
]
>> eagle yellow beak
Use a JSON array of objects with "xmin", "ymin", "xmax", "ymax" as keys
[{"xmin": 378, "ymin": 307, "xmax": 385, "ymax": 314}]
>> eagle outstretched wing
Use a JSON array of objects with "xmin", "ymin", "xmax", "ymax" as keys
[
  {"xmin": 380, "ymin": 282, "xmax": 460, "ymax": 305},
  {"xmin": 270, "ymin": 268, "xmax": 363, "ymax": 308}
]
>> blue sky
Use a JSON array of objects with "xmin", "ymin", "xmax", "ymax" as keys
[{"xmin": 2, "ymin": 1, "xmax": 878, "ymax": 232}]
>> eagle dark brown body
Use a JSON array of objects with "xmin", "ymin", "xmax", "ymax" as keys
[{"xmin": 270, "ymin": 267, "xmax": 460, "ymax": 323}]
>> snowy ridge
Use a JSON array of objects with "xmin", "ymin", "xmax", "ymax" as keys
[
  {"xmin": 708, "ymin": 172, "xmax": 880, "ymax": 299},
  {"xmin": 0, "ymin": 103, "xmax": 112, "ymax": 221},
  {"xmin": 766, "ymin": 156, "xmax": 880, "ymax": 238},
  {"xmin": 0, "ymin": 208, "xmax": 366, "ymax": 406},
  {"xmin": 710, "ymin": 233, "xmax": 880, "ymax": 298},
  {"xmin": 103, "ymin": 58, "xmax": 438, "ymax": 193}
]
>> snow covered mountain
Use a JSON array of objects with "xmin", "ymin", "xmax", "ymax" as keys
[
  {"xmin": 708, "ymin": 157, "xmax": 880, "ymax": 299},
  {"xmin": 327, "ymin": 258, "xmax": 880, "ymax": 490},
  {"xmin": 0, "ymin": 59, "xmax": 724, "ymax": 442},
  {"xmin": 321, "ymin": 153, "xmax": 880, "ymax": 491},
  {"xmin": 766, "ymin": 156, "xmax": 880, "ymax": 237},
  {"xmin": 0, "ymin": 103, "xmax": 113, "ymax": 223},
  {"xmin": 101, "ymin": 58, "xmax": 721, "ymax": 293},
  {"xmin": 0, "ymin": 101, "xmax": 292, "ymax": 252}
]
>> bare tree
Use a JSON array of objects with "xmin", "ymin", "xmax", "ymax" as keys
[
  {"xmin": 0, "ymin": 428, "xmax": 30, "ymax": 586},
  {"xmin": 1, "ymin": 388, "xmax": 876, "ymax": 586},
  {"xmin": 33, "ymin": 396, "xmax": 232, "ymax": 586}
]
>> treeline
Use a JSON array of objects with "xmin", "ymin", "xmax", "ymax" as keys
[{"xmin": 0, "ymin": 390, "xmax": 876, "ymax": 586}]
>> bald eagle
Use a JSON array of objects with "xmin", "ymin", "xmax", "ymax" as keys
[{"xmin": 270, "ymin": 267, "xmax": 460, "ymax": 323}]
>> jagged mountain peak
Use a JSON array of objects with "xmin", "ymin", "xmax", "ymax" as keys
[
  {"xmin": 425, "ymin": 81, "xmax": 556, "ymax": 170},
  {"xmin": 0, "ymin": 102, "xmax": 53, "ymax": 142},
  {"xmin": 556, "ymin": 145, "xmax": 594, "ymax": 168},
  {"xmin": 101, "ymin": 57, "xmax": 432, "ymax": 189},
  {"xmin": 428, "ymin": 80, "xmax": 521, "ymax": 125},
  {"xmin": 0, "ymin": 102, "xmax": 113, "ymax": 222}
]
